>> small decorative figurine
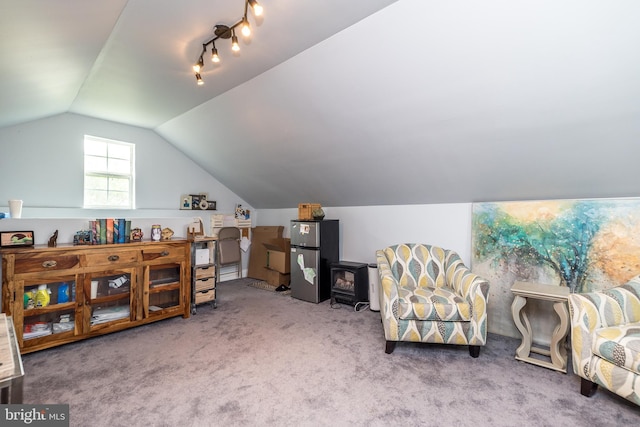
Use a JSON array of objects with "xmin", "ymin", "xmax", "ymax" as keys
[
  {"xmin": 161, "ymin": 227, "xmax": 174, "ymax": 240},
  {"xmin": 48, "ymin": 230, "xmax": 58, "ymax": 247},
  {"xmin": 130, "ymin": 228, "xmax": 144, "ymax": 241},
  {"xmin": 151, "ymin": 224, "xmax": 161, "ymax": 241},
  {"xmin": 312, "ymin": 207, "xmax": 325, "ymax": 220}
]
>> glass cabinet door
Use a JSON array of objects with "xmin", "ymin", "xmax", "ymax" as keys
[
  {"xmin": 85, "ymin": 269, "xmax": 135, "ymax": 329},
  {"xmin": 19, "ymin": 275, "xmax": 78, "ymax": 348},
  {"xmin": 144, "ymin": 263, "xmax": 183, "ymax": 317}
]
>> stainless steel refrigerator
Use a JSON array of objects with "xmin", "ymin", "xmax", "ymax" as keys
[{"xmin": 290, "ymin": 219, "xmax": 339, "ymax": 303}]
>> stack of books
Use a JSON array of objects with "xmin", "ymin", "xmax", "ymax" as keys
[
  {"xmin": 91, "ymin": 306, "xmax": 130, "ymax": 325},
  {"xmin": 23, "ymin": 321, "xmax": 52, "ymax": 339},
  {"xmin": 88, "ymin": 219, "xmax": 132, "ymax": 245}
]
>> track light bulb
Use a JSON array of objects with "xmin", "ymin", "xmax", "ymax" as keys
[
  {"xmin": 241, "ymin": 18, "xmax": 251, "ymax": 37},
  {"xmin": 195, "ymin": 73, "xmax": 203, "ymax": 85},
  {"xmin": 193, "ymin": 56, "xmax": 204, "ymax": 73},
  {"xmin": 211, "ymin": 47, "xmax": 220, "ymax": 63},
  {"xmin": 249, "ymin": 0, "xmax": 263, "ymax": 16},
  {"xmin": 231, "ymin": 32, "xmax": 240, "ymax": 52}
]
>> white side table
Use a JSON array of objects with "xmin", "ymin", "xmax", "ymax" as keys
[{"xmin": 510, "ymin": 281, "xmax": 570, "ymax": 373}]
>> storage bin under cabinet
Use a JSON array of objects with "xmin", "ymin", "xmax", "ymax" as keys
[
  {"xmin": 190, "ymin": 237, "xmax": 217, "ymax": 314},
  {"xmin": 1, "ymin": 240, "xmax": 192, "ymax": 354}
]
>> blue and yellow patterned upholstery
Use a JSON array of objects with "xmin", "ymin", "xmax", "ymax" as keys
[
  {"xmin": 568, "ymin": 277, "xmax": 640, "ymax": 406},
  {"xmin": 376, "ymin": 244, "xmax": 490, "ymax": 357}
]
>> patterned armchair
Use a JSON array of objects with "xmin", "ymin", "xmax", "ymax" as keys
[
  {"xmin": 375, "ymin": 244, "xmax": 490, "ymax": 357},
  {"xmin": 568, "ymin": 277, "xmax": 640, "ymax": 405}
]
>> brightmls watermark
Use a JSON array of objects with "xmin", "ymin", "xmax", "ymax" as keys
[{"xmin": 1, "ymin": 405, "xmax": 69, "ymax": 426}]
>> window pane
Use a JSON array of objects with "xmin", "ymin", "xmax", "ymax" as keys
[
  {"xmin": 84, "ymin": 140, "xmax": 107, "ymax": 156},
  {"xmin": 85, "ymin": 175, "xmax": 108, "ymax": 190},
  {"xmin": 85, "ymin": 189, "xmax": 109, "ymax": 206},
  {"xmin": 109, "ymin": 176, "xmax": 130, "ymax": 192},
  {"xmin": 108, "ymin": 144, "xmax": 131, "ymax": 161},
  {"xmin": 108, "ymin": 190, "xmax": 130, "ymax": 207},
  {"xmin": 85, "ymin": 155, "xmax": 107, "ymax": 172},
  {"xmin": 108, "ymin": 158, "xmax": 130, "ymax": 174}
]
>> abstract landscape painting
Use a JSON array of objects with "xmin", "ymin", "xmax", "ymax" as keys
[{"xmin": 471, "ymin": 198, "xmax": 640, "ymax": 338}]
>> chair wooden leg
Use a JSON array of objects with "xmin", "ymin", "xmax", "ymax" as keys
[
  {"xmin": 385, "ymin": 341, "xmax": 396, "ymax": 354},
  {"xmin": 580, "ymin": 378, "xmax": 598, "ymax": 397},
  {"xmin": 469, "ymin": 345, "xmax": 480, "ymax": 358}
]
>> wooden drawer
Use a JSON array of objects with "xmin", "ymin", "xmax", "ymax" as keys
[
  {"xmin": 195, "ymin": 289, "xmax": 215, "ymax": 304},
  {"xmin": 84, "ymin": 250, "xmax": 139, "ymax": 267},
  {"xmin": 142, "ymin": 245, "xmax": 185, "ymax": 262},
  {"xmin": 195, "ymin": 277, "xmax": 215, "ymax": 293},
  {"xmin": 194, "ymin": 266, "xmax": 215, "ymax": 279},
  {"xmin": 14, "ymin": 254, "xmax": 80, "ymax": 274}
]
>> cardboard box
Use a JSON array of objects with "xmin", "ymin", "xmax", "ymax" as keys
[
  {"xmin": 298, "ymin": 203, "xmax": 321, "ymax": 220},
  {"xmin": 265, "ymin": 269, "xmax": 290, "ymax": 287},
  {"xmin": 248, "ymin": 226, "xmax": 284, "ymax": 280},
  {"xmin": 264, "ymin": 238, "xmax": 291, "ymax": 274}
]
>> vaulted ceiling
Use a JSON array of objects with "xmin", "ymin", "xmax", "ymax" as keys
[{"xmin": 3, "ymin": 1, "xmax": 640, "ymax": 209}]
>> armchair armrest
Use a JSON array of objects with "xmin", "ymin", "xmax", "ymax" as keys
[
  {"xmin": 445, "ymin": 254, "xmax": 490, "ymax": 304},
  {"xmin": 568, "ymin": 282, "xmax": 640, "ymax": 378},
  {"xmin": 376, "ymin": 249, "xmax": 399, "ymax": 312},
  {"xmin": 376, "ymin": 249, "xmax": 401, "ymax": 341}
]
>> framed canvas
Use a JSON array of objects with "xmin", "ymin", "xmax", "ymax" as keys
[
  {"xmin": 0, "ymin": 230, "xmax": 35, "ymax": 247},
  {"xmin": 471, "ymin": 197, "xmax": 640, "ymax": 338}
]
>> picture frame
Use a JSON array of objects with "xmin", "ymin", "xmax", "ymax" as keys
[
  {"xmin": 190, "ymin": 193, "xmax": 209, "ymax": 211},
  {"xmin": 0, "ymin": 230, "xmax": 34, "ymax": 247},
  {"xmin": 180, "ymin": 194, "xmax": 192, "ymax": 210},
  {"xmin": 206, "ymin": 200, "xmax": 217, "ymax": 211}
]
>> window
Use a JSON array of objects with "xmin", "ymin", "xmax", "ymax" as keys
[{"xmin": 84, "ymin": 135, "xmax": 135, "ymax": 209}]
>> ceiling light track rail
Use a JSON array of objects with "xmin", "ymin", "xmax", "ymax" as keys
[{"xmin": 192, "ymin": 0, "xmax": 263, "ymax": 85}]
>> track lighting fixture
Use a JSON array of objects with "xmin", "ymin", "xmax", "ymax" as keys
[{"xmin": 192, "ymin": 0, "xmax": 263, "ymax": 85}]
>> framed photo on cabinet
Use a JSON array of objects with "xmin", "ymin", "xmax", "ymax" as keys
[{"xmin": 0, "ymin": 230, "xmax": 34, "ymax": 247}]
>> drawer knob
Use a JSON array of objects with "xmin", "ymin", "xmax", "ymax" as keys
[
  {"xmin": 161, "ymin": 251, "xmax": 169, "ymax": 257},
  {"xmin": 108, "ymin": 255, "xmax": 120, "ymax": 262},
  {"xmin": 42, "ymin": 260, "xmax": 57, "ymax": 268}
]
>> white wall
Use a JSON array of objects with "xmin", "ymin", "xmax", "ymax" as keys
[
  {"xmin": 256, "ymin": 204, "xmax": 472, "ymax": 265},
  {"xmin": 0, "ymin": 113, "xmax": 253, "ymax": 273},
  {"xmin": 0, "ymin": 113, "xmax": 252, "ymax": 216}
]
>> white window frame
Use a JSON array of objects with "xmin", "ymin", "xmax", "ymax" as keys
[{"xmin": 83, "ymin": 135, "xmax": 135, "ymax": 209}]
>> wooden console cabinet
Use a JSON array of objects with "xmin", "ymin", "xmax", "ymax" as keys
[{"xmin": 1, "ymin": 240, "xmax": 191, "ymax": 354}]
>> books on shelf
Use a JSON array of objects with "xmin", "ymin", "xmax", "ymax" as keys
[
  {"xmin": 91, "ymin": 306, "xmax": 130, "ymax": 325},
  {"xmin": 88, "ymin": 219, "xmax": 131, "ymax": 245},
  {"xmin": 23, "ymin": 321, "xmax": 52, "ymax": 339}
]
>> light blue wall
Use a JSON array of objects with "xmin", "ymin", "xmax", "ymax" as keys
[{"xmin": 0, "ymin": 113, "xmax": 253, "ymax": 246}]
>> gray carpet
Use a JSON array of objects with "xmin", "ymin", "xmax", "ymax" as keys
[
  {"xmin": 22, "ymin": 278, "xmax": 638, "ymax": 426},
  {"xmin": 247, "ymin": 279, "xmax": 291, "ymax": 295}
]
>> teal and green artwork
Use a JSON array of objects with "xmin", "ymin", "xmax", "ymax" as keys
[{"xmin": 471, "ymin": 198, "xmax": 640, "ymax": 338}]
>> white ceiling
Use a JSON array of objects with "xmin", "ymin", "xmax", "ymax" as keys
[{"xmin": 2, "ymin": 0, "xmax": 640, "ymax": 209}]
